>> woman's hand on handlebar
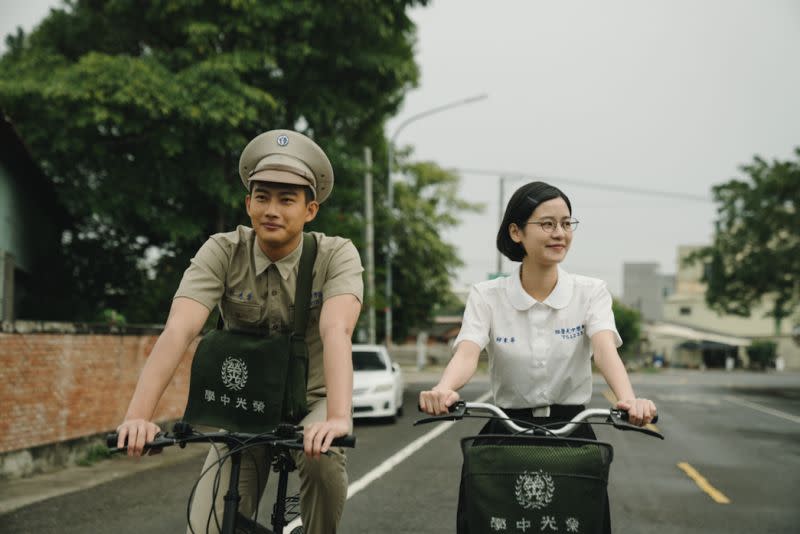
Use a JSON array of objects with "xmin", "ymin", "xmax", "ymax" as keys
[
  {"xmin": 116, "ymin": 418, "xmax": 162, "ymax": 457},
  {"xmin": 615, "ymin": 398, "xmax": 657, "ymax": 427},
  {"xmin": 419, "ymin": 387, "xmax": 460, "ymax": 416}
]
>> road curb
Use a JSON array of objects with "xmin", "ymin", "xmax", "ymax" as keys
[{"xmin": 0, "ymin": 443, "xmax": 208, "ymax": 516}]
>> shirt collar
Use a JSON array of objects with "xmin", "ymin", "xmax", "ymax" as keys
[
  {"xmin": 253, "ymin": 237, "xmax": 303, "ymax": 280},
  {"xmin": 506, "ymin": 264, "xmax": 574, "ymax": 311}
]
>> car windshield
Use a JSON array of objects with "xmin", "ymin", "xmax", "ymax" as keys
[{"xmin": 353, "ymin": 350, "xmax": 387, "ymax": 371}]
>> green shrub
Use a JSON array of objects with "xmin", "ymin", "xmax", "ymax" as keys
[
  {"xmin": 746, "ymin": 340, "xmax": 777, "ymax": 370},
  {"xmin": 77, "ymin": 443, "xmax": 112, "ymax": 467}
]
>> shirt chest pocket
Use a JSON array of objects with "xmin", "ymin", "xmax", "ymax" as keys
[{"xmin": 222, "ymin": 297, "xmax": 262, "ymax": 326}]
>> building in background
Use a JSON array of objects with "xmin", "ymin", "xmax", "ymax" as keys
[
  {"xmin": 645, "ymin": 245, "xmax": 799, "ymax": 369},
  {"xmin": 622, "ymin": 262, "xmax": 675, "ymax": 322},
  {"xmin": 0, "ymin": 113, "xmax": 70, "ymax": 322}
]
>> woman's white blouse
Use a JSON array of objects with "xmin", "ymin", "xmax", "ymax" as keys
[{"xmin": 454, "ymin": 265, "xmax": 622, "ymax": 408}]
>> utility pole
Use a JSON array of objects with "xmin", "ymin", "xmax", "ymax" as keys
[
  {"xmin": 364, "ymin": 147, "xmax": 376, "ymax": 344},
  {"xmin": 385, "ymin": 93, "xmax": 488, "ymax": 346},
  {"xmin": 496, "ymin": 176, "xmax": 506, "ymax": 276}
]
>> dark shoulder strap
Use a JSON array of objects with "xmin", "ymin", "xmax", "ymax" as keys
[{"xmin": 292, "ymin": 232, "xmax": 318, "ymax": 337}]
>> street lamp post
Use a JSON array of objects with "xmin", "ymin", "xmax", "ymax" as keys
[{"xmin": 385, "ymin": 93, "xmax": 488, "ymax": 346}]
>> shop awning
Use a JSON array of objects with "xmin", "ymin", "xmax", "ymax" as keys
[{"xmin": 645, "ymin": 323, "xmax": 752, "ymax": 347}]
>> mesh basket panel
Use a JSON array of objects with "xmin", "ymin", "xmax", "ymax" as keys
[{"xmin": 461, "ymin": 435, "xmax": 613, "ymax": 534}]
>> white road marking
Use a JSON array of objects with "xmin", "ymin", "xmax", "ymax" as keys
[
  {"xmin": 284, "ymin": 391, "xmax": 492, "ymax": 532},
  {"xmin": 724, "ymin": 395, "xmax": 800, "ymax": 424}
]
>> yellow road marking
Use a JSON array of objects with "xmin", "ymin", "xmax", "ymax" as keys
[
  {"xmin": 602, "ymin": 389, "xmax": 660, "ymax": 432},
  {"xmin": 677, "ymin": 462, "xmax": 731, "ymax": 504}
]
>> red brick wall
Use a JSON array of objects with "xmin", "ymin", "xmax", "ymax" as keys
[{"xmin": 0, "ymin": 331, "xmax": 196, "ymax": 454}]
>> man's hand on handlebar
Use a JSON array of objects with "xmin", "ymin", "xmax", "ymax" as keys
[
  {"xmin": 304, "ymin": 416, "xmax": 350, "ymax": 459},
  {"xmin": 419, "ymin": 387, "xmax": 460, "ymax": 416},
  {"xmin": 615, "ymin": 398, "xmax": 657, "ymax": 427},
  {"xmin": 116, "ymin": 418, "xmax": 162, "ymax": 457}
]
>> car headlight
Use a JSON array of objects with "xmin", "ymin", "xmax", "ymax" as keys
[{"xmin": 372, "ymin": 383, "xmax": 394, "ymax": 393}]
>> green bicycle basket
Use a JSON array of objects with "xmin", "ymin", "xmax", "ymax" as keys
[{"xmin": 461, "ymin": 435, "xmax": 613, "ymax": 534}]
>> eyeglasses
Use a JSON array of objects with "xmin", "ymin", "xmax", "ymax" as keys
[{"xmin": 526, "ymin": 218, "xmax": 579, "ymax": 233}]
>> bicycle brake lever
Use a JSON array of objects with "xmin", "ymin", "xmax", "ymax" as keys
[
  {"xmin": 608, "ymin": 411, "xmax": 664, "ymax": 440},
  {"xmin": 413, "ymin": 401, "xmax": 467, "ymax": 426}
]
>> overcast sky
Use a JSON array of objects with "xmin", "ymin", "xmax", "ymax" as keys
[{"xmin": 3, "ymin": 1, "xmax": 799, "ymax": 295}]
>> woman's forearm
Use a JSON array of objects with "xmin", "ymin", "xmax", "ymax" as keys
[
  {"xmin": 592, "ymin": 332, "xmax": 636, "ymax": 401},
  {"xmin": 595, "ymin": 351, "xmax": 636, "ymax": 401},
  {"xmin": 437, "ymin": 341, "xmax": 481, "ymax": 391}
]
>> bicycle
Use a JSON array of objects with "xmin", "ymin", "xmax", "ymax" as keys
[
  {"xmin": 415, "ymin": 401, "xmax": 662, "ymax": 534},
  {"xmin": 106, "ymin": 421, "xmax": 356, "ymax": 534}
]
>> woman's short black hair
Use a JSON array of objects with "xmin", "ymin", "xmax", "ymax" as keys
[{"xmin": 496, "ymin": 181, "xmax": 572, "ymax": 262}]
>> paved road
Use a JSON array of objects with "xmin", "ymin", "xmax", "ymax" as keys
[{"xmin": 2, "ymin": 370, "xmax": 799, "ymax": 533}]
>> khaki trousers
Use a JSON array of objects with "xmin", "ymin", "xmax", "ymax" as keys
[{"xmin": 187, "ymin": 399, "xmax": 349, "ymax": 534}]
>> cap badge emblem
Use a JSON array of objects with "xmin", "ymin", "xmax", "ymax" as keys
[{"xmin": 277, "ymin": 135, "xmax": 289, "ymax": 147}]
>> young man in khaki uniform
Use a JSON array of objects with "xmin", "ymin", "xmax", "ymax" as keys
[{"xmin": 116, "ymin": 129, "xmax": 363, "ymax": 534}]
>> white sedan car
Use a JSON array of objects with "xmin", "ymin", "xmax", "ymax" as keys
[{"xmin": 351, "ymin": 344, "xmax": 405, "ymax": 421}]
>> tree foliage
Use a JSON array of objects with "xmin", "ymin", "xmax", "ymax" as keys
[
  {"xmin": 387, "ymin": 158, "xmax": 483, "ymax": 341},
  {"xmin": 685, "ymin": 150, "xmax": 800, "ymax": 333},
  {"xmin": 611, "ymin": 299, "xmax": 641, "ymax": 358},
  {"xmin": 1, "ymin": 0, "xmax": 478, "ymax": 339}
]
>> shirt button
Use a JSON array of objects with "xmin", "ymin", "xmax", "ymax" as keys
[
  {"xmin": 271, "ymin": 290, "xmax": 278, "ymax": 296},
  {"xmin": 271, "ymin": 324, "xmax": 279, "ymax": 331}
]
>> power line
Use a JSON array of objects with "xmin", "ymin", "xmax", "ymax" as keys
[{"xmin": 449, "ymin": 167, "xmax": 712, "ymax": 203}]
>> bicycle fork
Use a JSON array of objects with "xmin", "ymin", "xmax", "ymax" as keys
[
  {"xmin": 222, "ymin": 451, "xmax": 244, "ymax": 534},
  {"xmin": 271, "ymin": 454, "xmax": 295, "ymax": 531}
]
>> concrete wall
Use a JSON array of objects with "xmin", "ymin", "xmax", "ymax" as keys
[
  {"xmin": 0, "ymin": 323, "xmax": 194, "ymax": 470},
  {"xmin": 663, "ymin": 293, "xmax": 790, "ymax": 338}
]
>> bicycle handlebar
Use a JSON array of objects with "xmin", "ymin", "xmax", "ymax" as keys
[
  {"xmin": 107, "ymin": 422, "xmax": 357, "ymax": 454},
  {"xmin": 415, "ymin": 401, "xmax": 663, "ymax": 440}
]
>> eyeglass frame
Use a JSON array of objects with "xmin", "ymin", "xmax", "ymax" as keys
[{"xmin": 525, "ymin": 218, "xmax": 580, "ymax": 233}]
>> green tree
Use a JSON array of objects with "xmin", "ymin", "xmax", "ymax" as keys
[
  {"xmin": 685, "ymin": 150, "xmax": 800, "ymax": 334},
  {"xmin": 387, "ymin": 158, "xmax": 483, "ymax": 341},
  {"xmin": 0, "ymin": 0, "xmax": 429, "ymax": 322},
  {"xmin": 612, "ymin": 299, "xmax": 642, "ymax": 359}
]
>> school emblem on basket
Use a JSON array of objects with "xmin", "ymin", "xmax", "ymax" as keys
[
  {"xmin": 220, "ymin": 357, "xmax": 248, "ymax": 391},
  {"xmin": 514, "ymin": 469, "xmax": 555, "ymax": 510}
]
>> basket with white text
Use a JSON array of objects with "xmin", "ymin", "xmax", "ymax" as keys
[{"xmin": 461, "ymin": 435, "xmax": 613, "ymax": 534}]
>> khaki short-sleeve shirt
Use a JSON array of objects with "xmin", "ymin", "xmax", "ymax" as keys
[{"xmin": 174, "ymin": 226, "xmax": 364, "ymax": 398}]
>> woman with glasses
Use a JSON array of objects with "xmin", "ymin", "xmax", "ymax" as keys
[{"xmin": 419, "ymin": 181, "xmax": 656, "ymax": 534}]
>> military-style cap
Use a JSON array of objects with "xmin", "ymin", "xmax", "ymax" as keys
[{"xmin": 238, "ymin": 129, "xmax": 334, "ymax": 203}]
